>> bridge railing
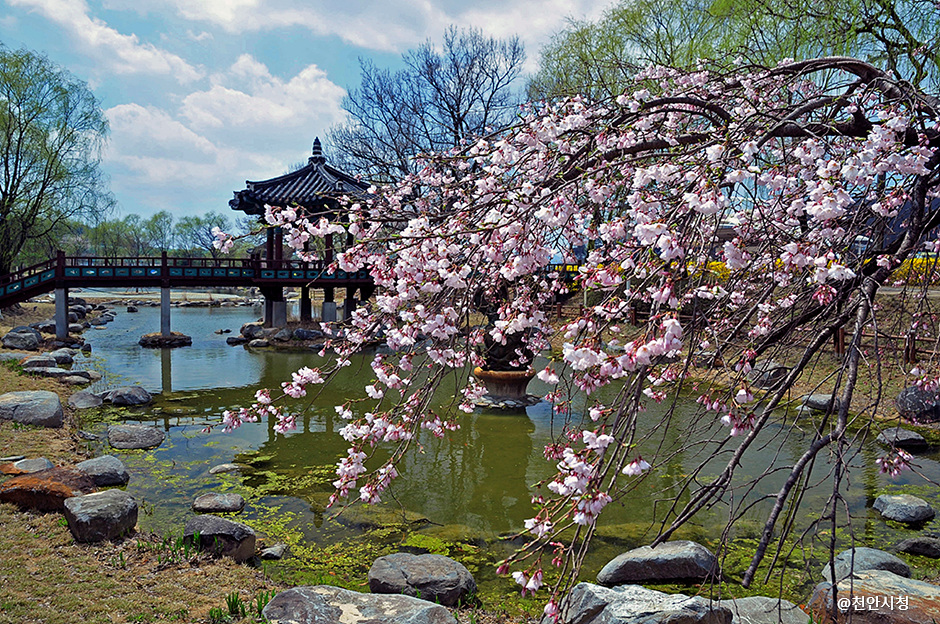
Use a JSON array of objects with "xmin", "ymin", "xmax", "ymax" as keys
[{"xmin": 0, "ymin": 257, "xmax": 58, "ymax": 288}]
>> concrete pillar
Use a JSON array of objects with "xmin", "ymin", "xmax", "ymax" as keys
[
  {"xmin": 264, "ymin": 297, "xmax": 274, "ymax": 328},
  {"xmin": 322, "ymin": 286, "xmax": 336, "ymax": 322},
  {"xmin": 300, "ymin": 286, "xmax": 312, "ymax": 322},
  {"xmin": 55, "ymin": 287, "xmax": 68, "ymax": 340},
  {"xmin": 272, "ymin": 301, "xmax": 288, "ymax": 327},
  {"xmin": 161, "ymin": 286, "xmax": 171, "ymax": 337}
]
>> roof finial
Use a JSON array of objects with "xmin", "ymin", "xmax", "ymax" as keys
[{"xmin": 309, "ymin": 137, "xmax": 325, "ymax": 164}]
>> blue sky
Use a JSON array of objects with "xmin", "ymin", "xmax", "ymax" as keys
[{"xmin": 0, "ymin": 0, "xmax": 610, "ymax": 222}]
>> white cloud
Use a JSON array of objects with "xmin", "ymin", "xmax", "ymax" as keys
[
  {"xmin": 102, "ymin": 57, "xmax": 348, "ymax": 216},
  {"xmin": 8, "ymin": 0, "xmax": 203, "ymax": 83},
  {"xmin": 181, "ymin": 54, "xmax": 346, "ymax": 132}
]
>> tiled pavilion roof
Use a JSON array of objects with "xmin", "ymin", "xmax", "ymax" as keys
[{"xmin": 230, "ymin": 138, "xmax": 370, "ymax": 215}]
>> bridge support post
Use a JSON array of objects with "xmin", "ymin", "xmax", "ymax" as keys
[
  {"xmin": 261, "ymin": 286, "xmax": 286, "ymax": 328},
  {"xmin": 300, "ymin": 286, "xmax": 312, "ymax": 322},
  {"xmin": 344, "ymin": 286, "xmax": 356, "ymax": 321},
  {"xmin": 322, "ymin": 286, "xmax": 336, "ymax": 323},
  {"xmin": 161, "ymin": 286, "xmax": 171, "ymax": 337},
  {"xmin": 272, "ymin": 301, "xmax": 287, "ymax": 327},
  {"xmin": 55, "ymin": 288, "xmax": 68, "ymax": 340}
]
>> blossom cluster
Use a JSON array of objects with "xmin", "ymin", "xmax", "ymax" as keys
[{"xmin": 214, "ymin": 57, "xmax": 940, "ymax": 613}]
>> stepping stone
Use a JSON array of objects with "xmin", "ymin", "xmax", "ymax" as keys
[
  {"xmin": 193, "ymin": 492, "xmax": 245, "ymax": 513},
  {"xmin": 108, "ymin": 424, "xmax": 165, "ymax": 450},
  {"xmin": 0, "ymin": 457, "xmax": 54, "ymax": 474},
  {"xmin": 0, "ymin": 391, "xmax": 64, "ymax": 428},
  {"xmin": 64, "ymin": 490, "xmax": 137, "ymax": 542},
  {"xmin": 208, "ymin": 463, "xmax": 241, "ymax": 475},
  {"xmin": 48, "ymin": 349, "xmax": 74, "ymax": 365},
  {"xmin": 68, "ymin": 391, "xmax": 103, "ymax": 409},
  {"xmin": 877, "ymin": 427, "xmax": 928, "ymax": 451},
  {"xmin": 183, "ymin": 515, "xmax": 256, "ymax": 562},
  {"xmin": 748, "ymin": 361, "xmax": 789, "ymax": 389},
  {"xmin": 369, "ymin": 552, "xmax": 477, "ymax": 607},
  {"xmin": 820, "ymin": 547, "xmax": 910, "ymax": 582},
  {"xmin": 874, "ymin": 493, "xmax": 936, "ymax": 524},
  {"xmin": 895, "ymin": 536, "xmax": 940, "ymax": 558},
  {"xmin": 260, "ymin": 544, "xmax": 288, "ymax": 560},
  {"xmin": 802, "ymin": 393, "xmax": 842, "ymax": 413},
  {"xmin": 263, "ymin": 586, "xmax": 456, "ymax": 624},
  {"xmin": 718, "ymin": 596, "xmax": 806, "ymax": 624},
  {"xmin": 0, "ymin": 467, "xmax": 96, "ymax": 511},
  {"xmin": 20, "ymin": 355, "xmax": 56, "ymax": 368},
  {"xmin": 25, "ymin": 366, "xmax": 72, "ymax": 378},
  {"xmin": 104, "ymin": 386, "xmax": 152, "ymax": 406},
  {"xmin": 61, "ymin": 376, "xmax": 91, "ymax": 385},
  {"xmin": 559, "ymin": 583, "xmax": 730, "ymax": 624},
  {"xmin": 597, "ymin": 540, "xmax": 717, "ymax": 585},
  {"xmin": 75, "ymin": 455, "xmax": 130, "ymax": 486}
]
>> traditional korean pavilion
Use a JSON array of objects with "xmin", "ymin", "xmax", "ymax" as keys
[{"xmin": 230, "ymin": 138, "xmax": 371, "ymax": 326}]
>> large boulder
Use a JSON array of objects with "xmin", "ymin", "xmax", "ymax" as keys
[
  {"xmin": 559, "ymin": 583, "xmax": 730, "ymax": 624},
  {"xmin": 108, "ymin": 424, "xmax": 165, "ymax": 450},
  {"xmin": 0, "ymin": 467, "xmax": 95, "ymax": 511},
  {"xmin": 597, "ymin": 540, "xmax": 717, "ymax": 585},
  {"xmin": 75, "ymin": 455, "xmax": 130, "ymax": 486},
  {"xmin": 104, "ymin": 386, "xmax": 152, "ymax": 406},
  {"xmin": 0, "ymin": 391, "xmax": 64, "ymax": 428},
  {"xmin": 896, "ymin": 386, "xmax": 940, "ymax": 422},
  {"xmin": 717, "ymin": 597, "xmax": 807, "ymax": 624},
  {"xmin": 262, "ymin": 585, "xmax": 457, "ymax": 624},
  {"xmin": 369, "ymin": 553, "xmax": 476, "ymax": 607},
  {"xmin": 63, "ymin": 490, "xmax": 138, "ymax": 542},
  {"xmin": 873, "ymin": 494, "xmax": 935, "ymax": 524},
  {"xmin": 877, "ymin": 427, "xmax": 928, "ymax": 451},
  {"xmin": 2, "ymin": 329, "xmax": 40, "ymax": 351},
  {"xmin": 192, "ymin": 492, "xmax": 245, "ymax": 513},
  {"xmin": 809, "ymin": 570, "xmax": 940, "ymax": 624},
  {"xmin": 183, "ymin": 515, "xmax": 256, "ymax": 562},
  {"xmin": 820, "ymin": 547, "xmax": 910, "ymax": 582}
]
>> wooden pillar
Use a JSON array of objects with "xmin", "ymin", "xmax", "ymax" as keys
[
  {"xmin": 265, "ymin": 228, "xmax": 274, "ymax": 268},
  {"xmin": 300, "ymin": 286, "xmax": 312, "ymax": 322},
  {"xmin": 343, "ymin": 286, "xmax": 356, "ymax": 320},
  {"xmin": 833, "ymin": 326, "xmax": 846, "ymax": 357},
  {"xmin": 904, "ymin": 330, "xmax": 918, "ymax": 364}
]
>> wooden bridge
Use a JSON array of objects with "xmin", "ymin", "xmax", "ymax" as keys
[{"xmin": 0, "ymin": 251, "xmax": 374, "ymax": 339}]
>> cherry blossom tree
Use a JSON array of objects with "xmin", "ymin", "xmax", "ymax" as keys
[{"xmin": 216, "ymin": 57, "xmax": 940, "ymax": 616}]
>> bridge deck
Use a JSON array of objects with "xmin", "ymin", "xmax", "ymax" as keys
[{"xmin": 0, "ymin": 252, "xmax": 373, "ymax": 308}]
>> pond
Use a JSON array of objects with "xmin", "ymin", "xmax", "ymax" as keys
[{"xmin": 72, "ymin": 301, "xmax": 940, "ymax": 599}]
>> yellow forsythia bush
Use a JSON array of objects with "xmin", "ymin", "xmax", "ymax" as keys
[{"xmin": 891, "ymin": 257, "xmax": 940, "ymax": 285}]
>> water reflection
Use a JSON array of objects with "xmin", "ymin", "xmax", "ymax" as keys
[{"xmin": 75, "ymin": 304, "xmax": 940, "ymax": 560}]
